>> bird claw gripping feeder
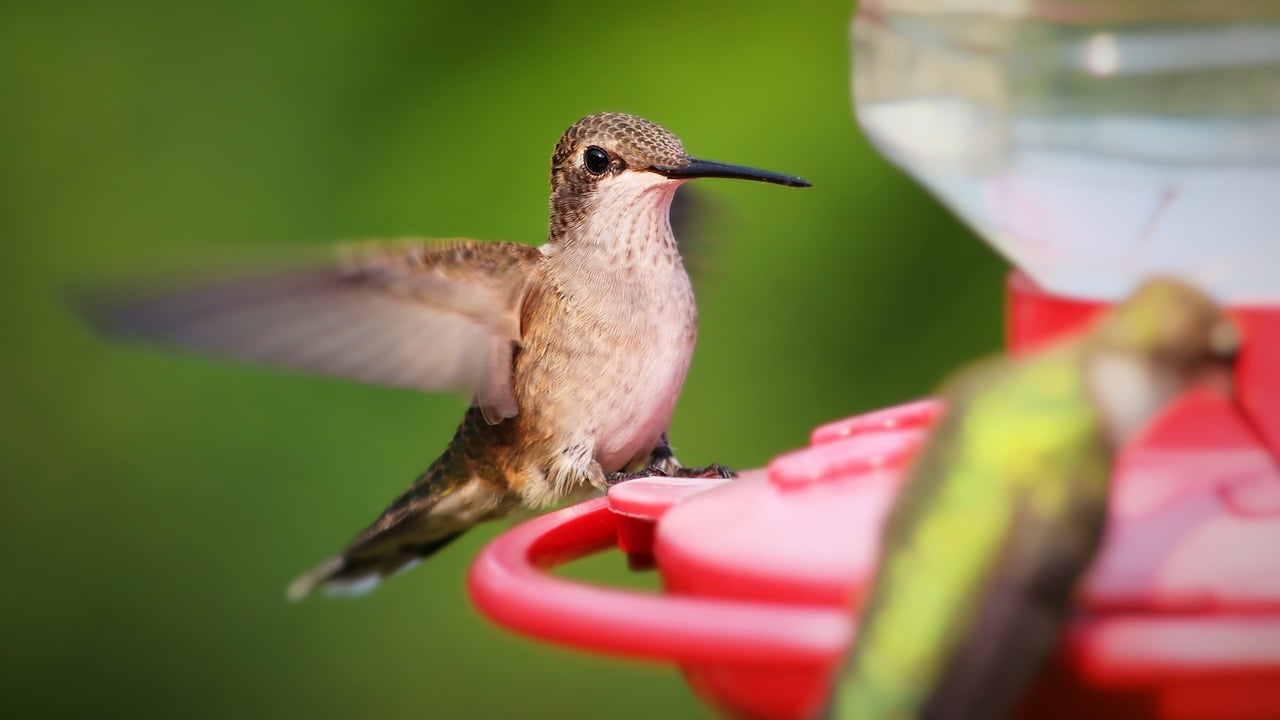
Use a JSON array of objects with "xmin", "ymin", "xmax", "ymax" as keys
[{"xmin": 470, "ymin": 2, "xmax": 1280, "ymax": 718}]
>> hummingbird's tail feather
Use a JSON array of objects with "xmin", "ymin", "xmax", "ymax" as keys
[
  {"xmin": 286, "ymin": 530, "xmax": 466, "ymax": 601},
  {"xmin": 287, "ymin": 424, "xmax": 513, "ymax": 602}
]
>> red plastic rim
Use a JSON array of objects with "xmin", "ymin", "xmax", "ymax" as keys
[{"xmin": 467, "ymin": 496, "xmax": 852, "ymax": 666}]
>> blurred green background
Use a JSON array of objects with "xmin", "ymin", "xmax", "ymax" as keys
[{"xmin": 0, "ymin": 1, "xmax": 1005, "ymax": 718}]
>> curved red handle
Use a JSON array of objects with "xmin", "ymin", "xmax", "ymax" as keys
[{"xmin": 467, "ymin": 496, "xmax": 851, "ymax": 667}]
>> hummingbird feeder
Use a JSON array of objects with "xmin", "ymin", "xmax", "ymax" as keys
[{"xmin": 469, "ymin": 275, "xmax": 1280, "ymax": 718}]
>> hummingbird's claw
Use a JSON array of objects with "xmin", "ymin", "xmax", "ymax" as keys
[
  {"xmin": 603, "ymin": 461, "xmax": 737, "ymax": 486},
  {"xmin": 669, "ymin": 463, "xmax": 737, "ymax": 479},
  {"xmin": 603, "ymin": 465, "xmax": 670, "ymax": 485},
  {"xmin": 645, "ymin": 436, "xmax": 681, "ymax": 475}
]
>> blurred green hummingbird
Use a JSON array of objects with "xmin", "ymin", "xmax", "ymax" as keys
[
  {"xmin": 84, "ymin": 112, "xmax": 809, "ymax": 600},
  {"xmin": 830, "ymin": 278, "xmax": 1241, "ymax": 720}
]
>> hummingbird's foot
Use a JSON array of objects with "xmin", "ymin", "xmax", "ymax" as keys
[
  {"xmin": 603, "ymin": 466, "xmax": 670, "ymax": 485},
  {"xmin": 668, "ymin": 463, "xmax": 737, "ymax": 479},
  {"xmin": 602, "ymin": 462, "xmax": 736, "ymax": 486},
  {"xmin": 602, "ymin": 436, "xmax": 737, "ymax": 485},
  {"xmin": 634, "ymin": 435, "xmax": 737, "ymax": 480},
  {"xmin": 646, "ymin": 439, "xmax": 683, "ymax": 476}
]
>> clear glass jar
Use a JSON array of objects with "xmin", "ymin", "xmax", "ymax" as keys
[{"xmin": 852, "ymin": 0, "xmax": 1280, "ymax": 301}]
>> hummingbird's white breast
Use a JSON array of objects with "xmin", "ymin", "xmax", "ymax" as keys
[{"xmin": 526, "ymin": 174, "xmax": 697, "ymax": 503}]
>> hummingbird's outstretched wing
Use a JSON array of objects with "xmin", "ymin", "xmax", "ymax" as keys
[{"xmin": 81, "ymin": 240, "xmax": 540, "ymax": 423}]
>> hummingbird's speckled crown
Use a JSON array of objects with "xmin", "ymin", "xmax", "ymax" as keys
[{"xmin": 551, "ymin": 112, "xmax": 687, "ymax": 171}]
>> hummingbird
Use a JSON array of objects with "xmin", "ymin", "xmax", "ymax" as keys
[
  {"xmin": 830, "ymin": 278, "xmax": 1241, "ymax": 720},
  {"xmin": 84, "ymin": 112, "xmax": 810, "ymax": 599}
]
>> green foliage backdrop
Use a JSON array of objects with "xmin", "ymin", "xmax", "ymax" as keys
[{"xmin": 0, "ymin": 1, "xmax": 1004, "ymax": 717}]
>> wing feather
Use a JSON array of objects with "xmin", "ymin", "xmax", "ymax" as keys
[{"xmin": 81, "ymin": 239, "xmax": 541, "ymax": 421}]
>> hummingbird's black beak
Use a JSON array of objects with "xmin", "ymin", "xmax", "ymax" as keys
[{"xmin": 652, "ymin": 157, "xmax": 810, "ymax": 188}]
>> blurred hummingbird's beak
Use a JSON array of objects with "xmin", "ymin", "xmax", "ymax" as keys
[
  {"xmin": 652, "ymin": 157, "xmax": 810, "ymax": 188},
  {"xmin": 1203, "ymin": 318, "xmax": 1242, "ymax": 400},
  {"xmin": 1202, "ymin": 322, "xmax": 1279, "ymax": 470}
]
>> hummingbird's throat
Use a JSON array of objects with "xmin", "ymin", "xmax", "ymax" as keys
[
  {"xmin": 1084, "ymin": 351, "xmax": 1178, "ymax": 448},
  {"xmin": 559, "ymin": 172, "xmax": 683, "ymax": 264}
]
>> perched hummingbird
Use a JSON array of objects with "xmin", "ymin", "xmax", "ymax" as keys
[
  {"xmin": 830, "ymin": 278, "xmax": 1241, "ymax": 720},
  {"xmin": 85, "ymin": 112, "xmax": 809, "ymax": 599}
]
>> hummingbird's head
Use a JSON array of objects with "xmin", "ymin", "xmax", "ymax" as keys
[
  {"xmin": 547, "ymin": 112, "xmax": 808, "ymax": 244},
  {"xmin": 1086, "ymin": 277, "xmax": 1241, "ymax": 445}
]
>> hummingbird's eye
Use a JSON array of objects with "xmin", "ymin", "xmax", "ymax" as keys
[{"xmin": 583, "ymin": 146, "xmax": 611, "ymax": 175}]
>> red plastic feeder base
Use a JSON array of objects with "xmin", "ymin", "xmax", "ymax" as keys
[{"xmin": 469, "ymin": 272, "xmax": 1280, "ymax": 719}]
